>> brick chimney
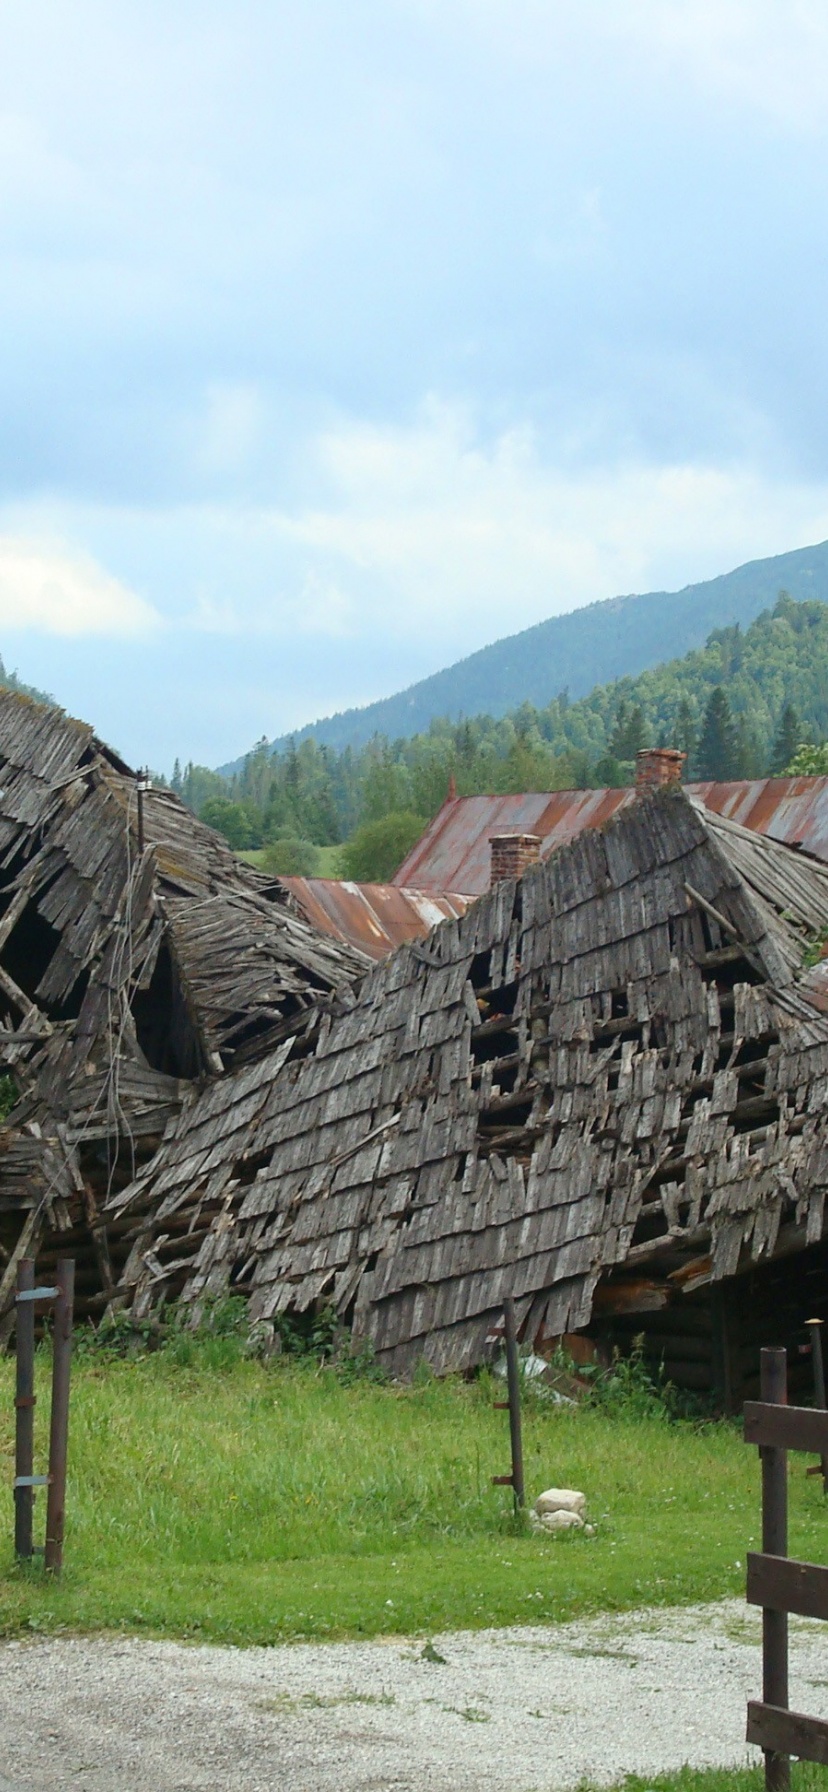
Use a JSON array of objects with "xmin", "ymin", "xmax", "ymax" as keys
[
  {"xmin": 489, "ymin": 833, "xmax": 541, "ymax": 887},
  {"xmin": 635, "ymin": 748, "xmax": 685, "ymax": 792}
]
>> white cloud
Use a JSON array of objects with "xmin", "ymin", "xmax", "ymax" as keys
[
  {"xmin": 607, "ymin": 0, "xmax": 828, "ymax": 133},
  {"xmin": 0, "ymin": 537, "xmax": 160, "ymax": 637},
  {"xmin": 421, "ymin": 0, "xmax": 828, "ymax": 135},
  {"xmin": 194, "ymin": 382, "xmax": 264, "ymax": 476},
  {"xmin": 275, "ymin": 403, "xmax": 828, "ymax": 647},
  {"xmin": 7, "ymin": 404, "xmax": 828, "ymax": 679}
]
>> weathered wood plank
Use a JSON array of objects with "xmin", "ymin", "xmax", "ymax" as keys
[{"xmin": 746, "ymin": 1703, "xmax": 828, "ymax": 1767}]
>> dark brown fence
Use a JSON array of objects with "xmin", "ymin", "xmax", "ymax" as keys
[
  {"xmin": 12, "ymin": 1256, "xmax": 74, "ymax": 1574},
  {"xmin": 491, "ymin": 1297, "xmax": 525, "ymax": 1511},
  {"xmin": 744, "ymin": 1345, "xmax": 828, "ymax": 1790}
]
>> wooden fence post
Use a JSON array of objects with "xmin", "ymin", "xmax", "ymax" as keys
[
  {"xmin": 760, "ymin": 1346, "xmax": 790, "ymax": 1792},
  {"xmin": 503, "ymin": 1297, "xmax": 525, "ymax": 1510},
  {"xmin": 44, "ymin": 1258, "xmax": 74, "ymax": 1575},
  {"xmin": 491, "ymin": 1298, "xmax": 525, "ymax": 1512},
  {"xmin": 13, "ymin": 1259, "xmax": 35, "ymax": 1559},
  {"xmin": 806, "ymin": 1319, "xmax": 828, "ymax": 1495},
  {"xmin": 745, "ymin": 1376, "xmax": 828, "ymax": 1771}
]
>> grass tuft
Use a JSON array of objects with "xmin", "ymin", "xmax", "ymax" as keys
[{"xmin": 580, "ymin": 1769, "xmax": 828, "ymax": 1792}]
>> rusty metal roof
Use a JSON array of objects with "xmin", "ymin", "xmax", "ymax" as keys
[
  {"xmin": 279, "ymin": 878, "xmax": 472, "ymax": 960},
  {"xmin": 393, "ymin": 777, "xmax": 828, "ymax": 895}
]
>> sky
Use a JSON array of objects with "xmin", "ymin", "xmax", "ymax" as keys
[{"xmin": 3, "ymin": 1, "xmax": 828, "ymax": 769}]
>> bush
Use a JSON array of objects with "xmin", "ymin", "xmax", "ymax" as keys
[
  {"xmin": 260, "ymin": 836, "xmax": 321, "ymax": 876},
  {"xmin": 199, "ymin": 797, "xmax": 261, "ymax": 850},
  {"xmin": 340, "ymin": 811, "xmax": 427, "ymax": 882},
  {"xmin": 787, "ymin": 742, "xmax": 828, "ymax": 775}
]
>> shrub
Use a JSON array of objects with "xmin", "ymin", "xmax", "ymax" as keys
[
  {"xmin": 260, "ymin": 836, "xmax": 321, "ymax": 876},
  {"xmin": 340, "ymin": 812, "xmax": 427, "ymax": 882},
  {"xmin": 787, "ymin": 742, "xmax": 828, "ymax": 776}
]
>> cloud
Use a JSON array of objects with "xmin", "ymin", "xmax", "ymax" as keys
[
  {"xmin": 608, "ymin": 0, "xmax": 828, "ymax": 133},
  {"xmin": 0, "ymin": 537, "xmax": 160, "ymax": 637},
  {"xmin": 275, "ymin": 403, "xmax": 828, "ymax": 648},
  {"xmin": 194, "ymin": 383, "xmax": 264, "ymax": 477}
]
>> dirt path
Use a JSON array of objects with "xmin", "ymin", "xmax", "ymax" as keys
[{"xmin": 1, "ymin": 1601, "xmax": 825, "ymax": 1792}]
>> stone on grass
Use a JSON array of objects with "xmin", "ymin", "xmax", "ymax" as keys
[
  {"xmin": 539, "ymin": 1509, "xmax": 584, "ymax": 1533},
  {"xmin": 535, "ymin": 1487, "xmax": 586, "ymax": 1517}
]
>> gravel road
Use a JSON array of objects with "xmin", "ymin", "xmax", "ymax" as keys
[{"xmin": 1, "ymin": 1601, "xmax": 826, "ymax": 1792}]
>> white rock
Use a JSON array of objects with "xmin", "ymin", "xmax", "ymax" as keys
[
  {"xmin": 535, "ymin": 1487, "xmax": 586, "ymax": 1517},
  {"xmin": 540, "ymin": 1509, "xmax": 584, "ymax": 1533}
]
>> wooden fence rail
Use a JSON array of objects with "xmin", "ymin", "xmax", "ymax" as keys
[{"xmin": 745, "ymin": 1346, "xmax": 828, "ymax": 1791}]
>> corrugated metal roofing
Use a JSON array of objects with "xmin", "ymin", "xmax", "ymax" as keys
[
  {"xmin": 279, "ymin": 878, "xmax": 472, "ymax": 960},
  {"xmin": 393, "ymin": 776, "xmax": 828, "ymax": 895}
]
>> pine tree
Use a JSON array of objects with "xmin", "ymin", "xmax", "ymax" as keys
[
  {"xmin": 697, "ymin": 688, "xmax": 738, "ymax": 780},
  {"xmin": 609, "ymin": 701, "xmax": 648, "ymax": 761},
  {"xmin": 734, "ymin": 715, "xmax": 763, "ymax": 780},
  {"xmin": 768, "ymin": 703, "xmax": 801, "ymax": 775},
  {"xmin": 674, "ymin": 699, "xmax": 697, "ymax": 774}
]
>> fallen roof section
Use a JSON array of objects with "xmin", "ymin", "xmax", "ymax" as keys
[
  {"xmin": 0, "ymin": 690, "xmax": 369, "ymax": 1332},
  {"xmin": 393, "ymin": 776, "xmax": 828, "ymax": 895},
  {"xmin": 109, "ymin": 789, "xmax": 828, "ymax": 1386}
]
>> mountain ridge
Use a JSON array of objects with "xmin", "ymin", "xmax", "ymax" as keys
[{"xmin": 218, "ymin": 538, "xmax": 828, "ymax": 774}]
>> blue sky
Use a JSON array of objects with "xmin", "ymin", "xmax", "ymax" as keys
[{"xmin": 3, "ymin": 1, "xmax": 828, "ymax": 768}]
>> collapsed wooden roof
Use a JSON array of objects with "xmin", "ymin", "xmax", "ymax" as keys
[
  {"xmin": 0, "ymin": 690, "xmax": 369, "ymax": 1330},
  {"xmin": 108, "ymin": 787, "xmax": 828, "ymax": 1374}
]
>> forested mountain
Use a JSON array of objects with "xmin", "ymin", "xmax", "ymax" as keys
[
  {"xmin": 220, "ymin": 538, "xmax": 828, "ymax": 771},
  {"xmin": 179, "ymin": 592, "xmax": 828, "ymax": 874}
]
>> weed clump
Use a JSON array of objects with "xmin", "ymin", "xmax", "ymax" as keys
[
  {"xmin": 75, "ymin": 1297, "xmax": 386, "ymax": 1383},
  {"xmin": 542, "ymin": 1336, "xmax": 716, "ymax": 1424}
]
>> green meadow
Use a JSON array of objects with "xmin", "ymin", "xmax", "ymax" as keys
[{"xmin": 1, "ymin": 1338, "xmax": 827, "ymax": 1647}]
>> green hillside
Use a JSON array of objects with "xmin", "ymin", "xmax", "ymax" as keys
[
  {"xmin": 219, "ymin": 537, "xmax": 828, "ymax": 771},
  {"xmin": 180, "ymin": 592, "xmax": 828, "ymax": 871}
]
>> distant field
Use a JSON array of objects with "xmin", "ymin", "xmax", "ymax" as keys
[
  {"xmin": 2, "ymin": 1345, "xmax": 827, "ymax": 1647},
  {"xmin": 240, "ymin": 844, "xmax": 343, "ymax": 877}
]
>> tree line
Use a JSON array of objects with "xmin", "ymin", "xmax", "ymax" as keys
[{"xmin": 173, "ymin": 592, "xmax": 828, "ymax": 879}]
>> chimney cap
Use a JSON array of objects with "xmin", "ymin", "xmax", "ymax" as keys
[
  {"xmin": 635, "ymin": 747, "xmax": 685, "ymax": 791},
  {"xmin": 488, "ymin": 831, "xmax": 542, "ymax": 845},
  {"xmin": 488, "ymin": 832, "xmax": 542, "ymax": 888}
]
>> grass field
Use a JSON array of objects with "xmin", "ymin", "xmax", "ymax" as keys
[
  {"xmin": 240, "ymin": 844, "xmax": 343, "ymax": 876},
  {"xmin": 590, "ymin": 1772, "xmax": 826, "ymax": 1792},
  {"xmin": 2, "ymin": 1339, "xmax": 827, "ymax": 1647}
]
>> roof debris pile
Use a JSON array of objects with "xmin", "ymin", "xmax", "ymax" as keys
[
  {"xmin": 0, "ymin": 691, "xmax": 369, "ymax": 1334},
  {"xmin": 109, "ymin": 787, "xmax": 828, "ymax": 1379}
]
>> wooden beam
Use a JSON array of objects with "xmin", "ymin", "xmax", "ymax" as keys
[
  {"xmin": 747, "ymin": 1553, "xmax": 828, "ymax": 1623},
  {"xmin": 746, "ymin": 1703, "xmax": 828, "ymax": 1768},
  {"xmin": 744, "ymin": 1402, "xmax": 828, "ymax": 1455}
]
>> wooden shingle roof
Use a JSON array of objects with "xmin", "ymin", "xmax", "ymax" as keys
[{"xmin": 109, "ymin": 788, "xmax": 828, "ymax": 1372}]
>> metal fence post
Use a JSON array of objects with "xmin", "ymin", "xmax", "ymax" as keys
[
  {"xmin": 14, "ymin": 1259, "xmax": 35, "ymax": 1559},
  {"xmin": 491, "ymin": 1299, "xmax": 526, "ymax": 1511},
  {"xmin": 760, "ymin": 1346, "xmax": 790, "ymax": 1792},
  {"xmin": 503, "ymin": 1298, "xmax": 525, "ymax": 1510},
  {"xmin": 44, "ymin": 1258, "xmax": 74, "ymax": 1575}
]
